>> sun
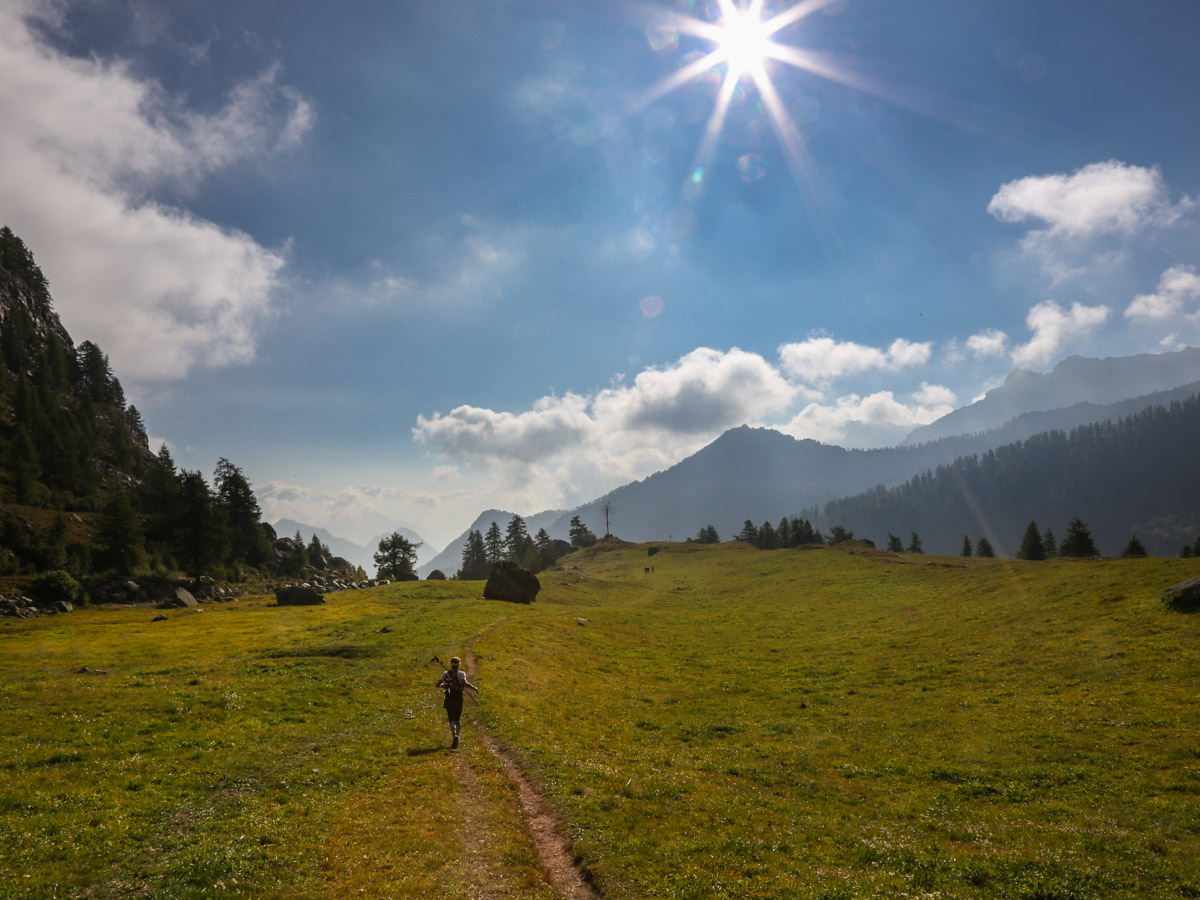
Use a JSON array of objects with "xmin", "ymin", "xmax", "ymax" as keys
[
  {"xmin": 639, "ymin": 0, "xmax": 849, "ymax": 189},
  {"xmin": 718, "ymin": 4, "xmax": 772, "ymax": 78}
]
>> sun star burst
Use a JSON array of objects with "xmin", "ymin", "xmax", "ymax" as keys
[{"xmin": 641, "ymin": 0, "xmax": 846, "ymax": 190}]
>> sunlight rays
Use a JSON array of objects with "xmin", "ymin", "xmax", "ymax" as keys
[{"xmin": 638, "ymin": 0, "xmax": 846, "ymax": 191}]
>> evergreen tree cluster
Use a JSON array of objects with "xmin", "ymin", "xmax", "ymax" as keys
[
  {"xmin": 457, "ymin": 513, "xmax": 585, "ymax": 579},
  {"xmin": 0, "ymin": 227, "xmax": 148, "ymax": 508},
  {"xmin": 820, "ymin": 398, "xmax": 1200, "ymax": 557}
]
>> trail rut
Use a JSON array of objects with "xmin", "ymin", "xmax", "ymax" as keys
[{"xmin": 461, "ymin": 646, "xmax": 598, "ymax": 899}]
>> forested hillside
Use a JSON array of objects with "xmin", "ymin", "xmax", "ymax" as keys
[
  {"xmin": 0, "ymin": 227, "xmax": 342, "ymax": 589},
  {"xmin": 822, "ymin": 397, "xmax": 1200, "ymax": 557}
]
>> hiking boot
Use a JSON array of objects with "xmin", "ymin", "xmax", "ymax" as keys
[{"xmin": 451, "ymin": 735, "xmax": 459, "ymax": 750}]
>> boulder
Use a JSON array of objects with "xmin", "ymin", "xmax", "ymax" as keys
[
  {"xmin": 275, "ymin": 585, "xmax": 325, "ymax": 606},
  {"xmin": 157, "ymin": 587, "xmax": 198, "ymax": 609},
  {"xmin": 1162, "ymin": 576, "xmax": 1200, "ymax": 612},
  {"xmin": 427, "ymin": 570, "xmax": 447, "ymax": 580},
  {"xmin": 483, "ymin": 560, "xmax": 540, "ymax": 604},
  {"xmin": 151, "ymin": 614, "xmax": 168, "ymax": 622}
]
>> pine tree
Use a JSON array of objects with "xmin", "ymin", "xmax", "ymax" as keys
[
  {"xmin": 504, "ymin": 515, "xmax": 531, "ymax": 561},
  {"xmin": 174, "ymin": 470, "xmax": 227, "ymax": 577},
  {"xmin": 1043, "ymin": 528, "xmax": 1058, "ymax": 558},
  {"xmin": 907, "ymin": 532, "xmax": 924, "ymax": 554},
  {"xmin": 214, "ymin": 458, "xmax": 268, "ymax": 568},
  {"xmin": 1017, "ymin": 520, "xmax": 1047, "ymax": 560},
  {"xmin": 757, "ymin": 520, "xmax": 777, "ymax": 550},
  {"xmin": 828, "ymin": 525, "xmax": 854, "ymax": 544},
  {"xmin": 694, "ymin": 524, "xmax": 720, "ymax": 544},
  {"xmin": 1059, "ymin": 518, "xmax": 1098, "ymax": 558},
  {"xmin": 568, "ymin": 515, "xmax": 596, "ymax": 547},
  {"xmin": 737, "ymin": 520, "xmax": 759, "ymax": 544},
  {"xmin": 95, "ymin": 489, "xmax": 144, "ymax": 576},
  {"xmin": 484, "ymin": 522, "xmax": 504, "ymax": 562},
  {"xmin": 960, "ymin": 534, "xmax": 973, "ymax": 557},
  {"xmin": 9, "ymin": 424, "xmax": 41, "ymax": 503},
  {"xmin": 374, "ymin": 532, "xmax": 421, "ymax": 579},
  {"xmin": 458, "ymin": 530, "xmax": 489, "ymax": 579},
  {"xmin": 1120, "ymin": 536, "xmax": 1147, "ymax": 557},
  {"xmin": 886, "ymin": 533, "xmax": 904, "ymax": 553},
  {"xmin": 975, "ymin": 537, "xmax": 995, "ymax": 558}
]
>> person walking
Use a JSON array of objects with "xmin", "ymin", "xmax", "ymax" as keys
[{"xmin": 437, "ymin": 656, "xmax": 478, "ymax": 749}]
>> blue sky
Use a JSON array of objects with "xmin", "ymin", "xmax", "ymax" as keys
[{"xmin": 3, "ymin": 0, "xmax": 1199, "ymax": 549}]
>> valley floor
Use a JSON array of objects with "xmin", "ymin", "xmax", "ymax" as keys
[{"xmin": 2, "ymin": 541, "xmax": 1198, "ymax": 899}]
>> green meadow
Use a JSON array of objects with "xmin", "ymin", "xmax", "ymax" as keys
[{"xmin": 2, "ymin": 541, "xmax": 1198, "ymax": 899}]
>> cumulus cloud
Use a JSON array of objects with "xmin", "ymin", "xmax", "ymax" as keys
[
  {"xmin": 0, "ymin": 0, "xmax": 312, "ymax": 380},
  {"xmin": 988, "ymin": 160, "xmax": 1188, "ymax": 239},
  {"xmin": 1125, "ymin": 266, "xmax": 1200, "ymax": 320},
  {"xmin": 416, "ymin": 347, "xmax": 797, "ymax": 470},
  {"xmin": 1011, "ymin": 300, "xmax": 1110, "ymax": 367},
  {"xmin": 781, "ymin": 382, "xmax": 957, "ymax": 446},
  {"xmin": 988, "ymin": 161, "xmax": 1195, "ymax": 284},
  {"xmin": 777, "ymin": 336, "xmax": 932, "ymax": 385},
  {"xmin": 965, "ymin": 329, "xmax": 1009, "ymax": 358}
]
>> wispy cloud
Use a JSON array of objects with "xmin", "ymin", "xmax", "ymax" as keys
[{"xmin": 0, "ymin": 0, "xmax": 312, "ymax": 381}]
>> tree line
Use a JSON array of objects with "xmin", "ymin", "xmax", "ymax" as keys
[{"xmin": 455, "ymin": 514, "xmax": 597, "ymax": 579}]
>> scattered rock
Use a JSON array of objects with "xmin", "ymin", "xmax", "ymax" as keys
[
  {"xmin": 575, "ymin": 617, "xmax": 589, "ymax": 626},
  {"xmin": 75, "ymin": 666, "xmax": 107, "ymax": 675},
  {"xmin": 151, "ymin": 614, "xmax": 168, "ymax": 622},
  {"xmin": 483, "ymin": 560, "xmax": 541, "ymax": 604},
  {"xmin": 1163, "ymin": 576, "xmax": 1200, "ymax": 612},
  {"xmin": 377, "ymin": 626, "xmax": 392, "ymax": 633}
]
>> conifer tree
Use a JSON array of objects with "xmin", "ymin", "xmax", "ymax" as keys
[
  {"xmin": 1043, "ymin": 528, "xmax": 1058, "ymax": 558},
  {"xmin": 459, "ymin": 529, "xmax": 489, "ymax": 579},
  {"xmin": 374, "ymin": 532, "xmax": 421, "ymax": 579},
  {"xmin": 214, "ymin": 458, "xmax": 269, "ymax": 568},
  {"xmin": 737, "ymin": 520, "xmax": 759, "ymax": 544},
  {"xmin": 1120, "ymin": 536, "xmax": 1147, "ymax": 557},
  {"xmin": 174, "ymin": 470, "xmax": 227, "ymax": 577},
  {"xmin": 886, "ymin": 533, "xmax": 904, "ymax": 553},
  {"xmin": 96, "ymin": 489, "xmax": 144, "ymax": 576},
  {"xmin": 975, "ymin": 537, "xmax": 995, "ymax": 558},
  {"xmin": 1060, "ymin": 518, "xmax": 1098, "ymax": 558},
  {"xmin": 484, "ymin": 521, "xmax": 504, "ymax": 562},
  {"xmin": 907, "ymin": 532, "xmax": 924, "ymax": 554},
  {"xmin": 568, "ymin": 515, "xmax": 596, "ymax": 547},
  {"xmin": 960, "ymin": 534, "xmax": 973, "ymax": 557},
  {"xmin": 1017, "ymin": 520, "xmax": 1047, "ymax": 560},
  {"xmin": 504, "ymin": 515, "xmax": 531, "ymax": 561},
  {"xmin": 777, "ymin": 517, "xmax": 791, "ymax": 548}
]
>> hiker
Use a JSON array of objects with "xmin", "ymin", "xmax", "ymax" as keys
[{"xmin": 437, "ymin": 656, "xmax": 478, "ymax": 749}]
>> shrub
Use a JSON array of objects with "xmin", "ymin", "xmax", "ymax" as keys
[{"xmin": 30, "ymin": 569, "xmax": 85, "ymax": 607}]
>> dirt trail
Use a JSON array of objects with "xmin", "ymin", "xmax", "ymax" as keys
[{"xmin": 462, "ymin": 646, "xmax": 598, "ymax": 900}]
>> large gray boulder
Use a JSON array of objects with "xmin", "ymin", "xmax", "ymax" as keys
[
  {"xmin": 483, "ymin": 560, "xmax": 540, "ymax": 604},
  {"xmin": 275, "ymin": 585, "xmax": 325, "ymax": 606},
  {"xmin": 1163, "ymin": 576, "xmax": 1200, "ymax": 612},
  {"xmin": 157, "ymin": 588, "xmax": 197, "ymax": 609}
]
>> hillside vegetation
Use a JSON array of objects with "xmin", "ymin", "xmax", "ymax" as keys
[{"xmin": 2, "ymin": 542, "xmax": 1197, "ymax": 898}]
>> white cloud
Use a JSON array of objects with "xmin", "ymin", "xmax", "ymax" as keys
[
  {"xmin": 965, "ymin": 329, "xmax": 1009, "ymax": 358},
  {"xmin": 988, "ymin": 160, "xmax": 1188, "ymax": 239},
  {"xmin": 778, "ymin": 336, "xmax": 931, "ymax": 384},
  {"xmin": 781, "ymin": 383, "xmax": 956, "ymax": 446},
  {"xmin": 1125, "ymin": 266, "xmax": 1200, "ymax": 320},
  {"xmin": 1011, "ymin": 300, "xmax": 1110, "ymax": 367},
  {"xmin": 988, "ymin": 161, "xmax": 1196, "ymax": 285},
  {"xmin": 0, "ymin": 0, "xmax": 312, "ymax": 381}
]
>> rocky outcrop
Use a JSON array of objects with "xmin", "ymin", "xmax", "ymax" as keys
[
  {"xmin": 426, "ymin": 570, "xmax": 446, "ymax": 580},
  {"xmin": 483, "ymin": 560, "xmax": 540, "ymax": 604}
]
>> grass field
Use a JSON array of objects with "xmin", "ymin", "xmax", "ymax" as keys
[{"xmin": 2, "ymin": 541, "xmax": 1198, "ymax": 899}]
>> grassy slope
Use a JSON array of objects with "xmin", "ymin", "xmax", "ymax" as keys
[{"xmin": 1, "ymin": 543, "xmax": 1198, "ymax": 899}]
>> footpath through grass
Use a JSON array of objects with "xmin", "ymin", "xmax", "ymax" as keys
[{"xmin": 1, "ymin": 542, "xmax": 1198, "ymax": 899}]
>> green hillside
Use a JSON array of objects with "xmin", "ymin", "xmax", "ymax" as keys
[{"xmin": 2, "ymin": 541, "xmax": 1197, "ymax": 898}]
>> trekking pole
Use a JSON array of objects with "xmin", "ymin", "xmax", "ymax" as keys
[{"xmin": 430, "ymin": 654, "xmax": 479, "ymax": 704}]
